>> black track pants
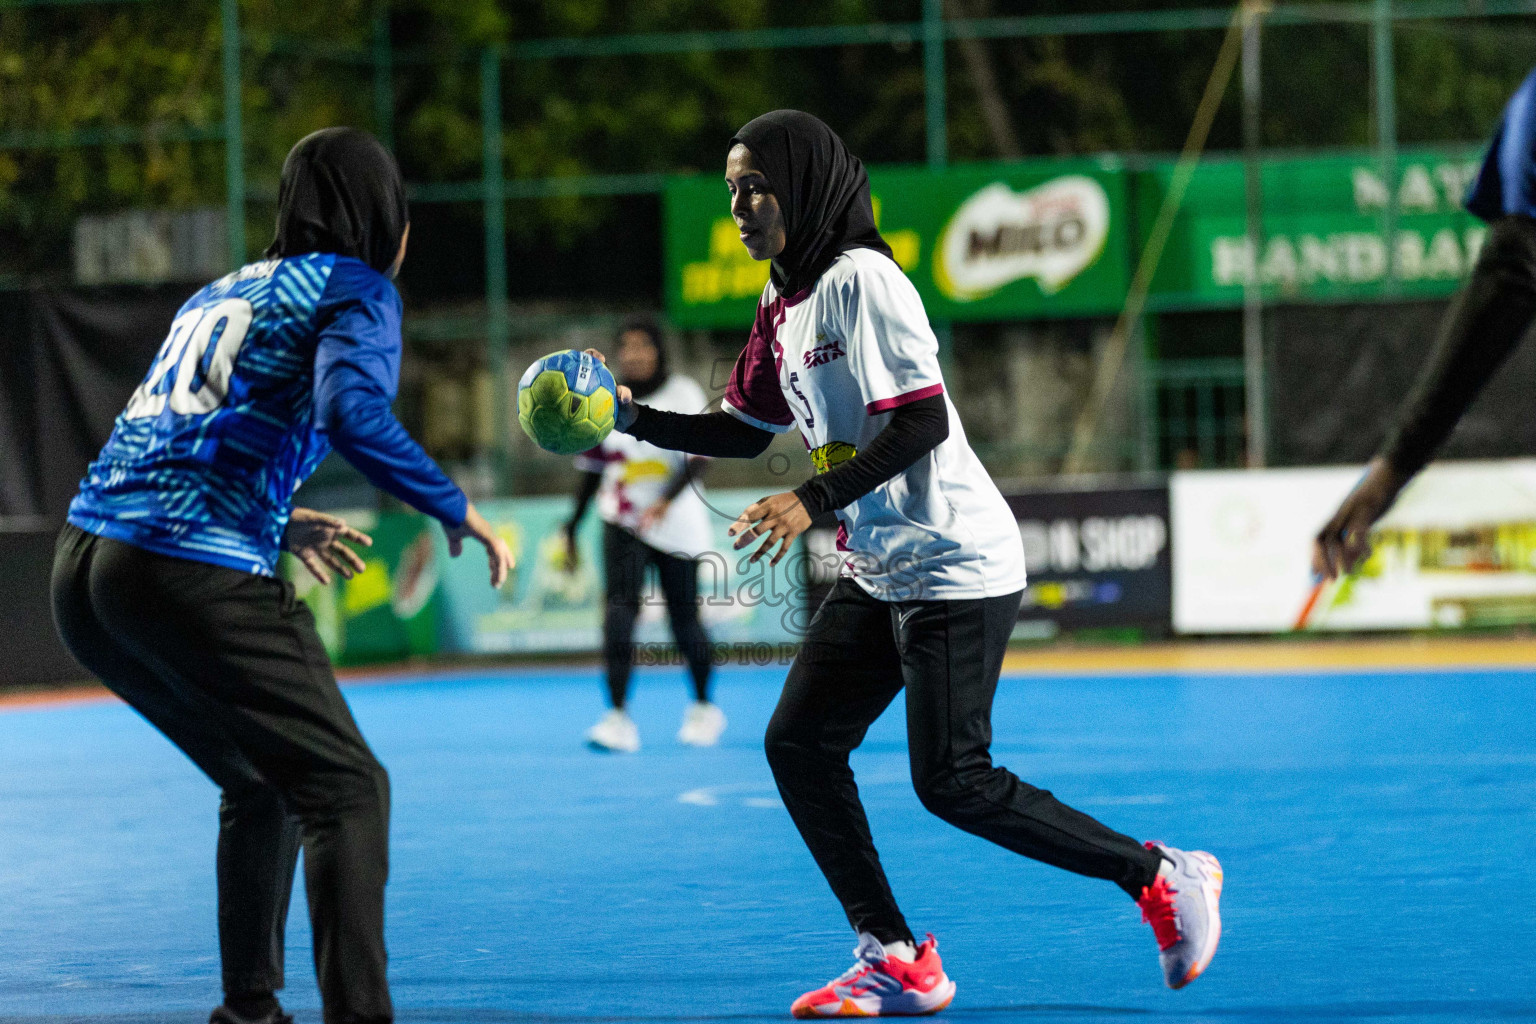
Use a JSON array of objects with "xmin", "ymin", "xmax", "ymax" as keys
[
  {"xmin": 602, "ymin": 522, "xmax": 713, "ymax": 708},
  {"xmin": 51, "ymin": 524, "xmax": 392, "ymax": 1024},
  {"xmin": 765, "ymin": 578, "xmax": 1164, "ymax": 946}
]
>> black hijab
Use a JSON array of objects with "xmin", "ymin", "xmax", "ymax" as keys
[
  {"xmin": 618, "ymin": 316, "xmax": 670, "ymax": 401},
  {"xmin": 266, "ymin": 127, "xmax": 408, "ymax": 275},
  {"xmin": 731, "ymin": 110, "xmax": 892, "ymax": 297}
]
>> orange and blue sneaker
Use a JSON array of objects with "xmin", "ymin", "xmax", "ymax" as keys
[
  {"xmin": 790, "ymin": 933, "xmax": 956, "ymax": 1018},
  {"xmin": 1137, "ymin": 841, "xmax": 1224, "ymax": 990}
]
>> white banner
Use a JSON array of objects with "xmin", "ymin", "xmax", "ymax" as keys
[{"xmin": 1172, "ymin": 460, "xmax": 1536, "ymax": 634}]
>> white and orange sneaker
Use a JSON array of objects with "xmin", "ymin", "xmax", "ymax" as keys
[
  {"xmin": 791, "ymin": 933, "xmax": 956, "ymax": 1018},
  {"xmin": 1137, "ymin": 841, "xmax": 1224, "ymax": 989}
]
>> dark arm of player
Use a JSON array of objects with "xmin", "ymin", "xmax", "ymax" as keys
[
  {"xmin": 625, "ymin": 405, "xmax": 774, "ymax": 458},
  {"xmin": 660, "ymin": 457, "xmax": 707, "ymax": 502},
  {"xmin": 569, "ymin": 469, "xmax": 602, "ymax": 527},
  {"xmin": 1378, "ymin": 215, "xmax": 1536, "ymax": 478},
  {"xmin": 793, "ymin": 394, "xmax": 949, "ymax": 516},
  {"xmin": 314, "ymin": 341, "xmax": 468, "ymax": 529}
]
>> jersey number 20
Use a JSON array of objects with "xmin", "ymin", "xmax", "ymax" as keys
[{"xmin": 124, "ymin": 298, "xmax": 254, "ymax": 420}]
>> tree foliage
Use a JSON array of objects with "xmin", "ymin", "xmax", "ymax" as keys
[{"xmin": 2, "ymin": 0, "xmax": 1532, "ymax": 283}]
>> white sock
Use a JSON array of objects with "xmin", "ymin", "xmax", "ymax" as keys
[{"xmin": 882, "ymin": 939, "xmax": 917, "ymax": 963}]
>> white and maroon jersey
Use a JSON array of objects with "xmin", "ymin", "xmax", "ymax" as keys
[
  {"xmin": 576, "ymin": 374, "xmax": 713, "ymax": 559},
  {"xmin": 722, "ymin": 247, "xmax": 1027, "ymax": 601}
]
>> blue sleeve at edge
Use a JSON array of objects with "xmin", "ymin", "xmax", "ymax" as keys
[{"xmin": 313, "ymin": 259, "xmax": 469, "ymax": 528}]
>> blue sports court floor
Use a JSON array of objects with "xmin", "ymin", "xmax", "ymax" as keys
[{"xmin": 2, "ymin": 661, "xmax": 1534, "ymax": 1024}]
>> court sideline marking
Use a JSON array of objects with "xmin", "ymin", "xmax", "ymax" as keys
[{"xmin": 6, "ymin": 635, "xmax": 1536, "ymax": 714}]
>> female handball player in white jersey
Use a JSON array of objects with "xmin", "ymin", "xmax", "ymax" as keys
[
  {"xmin": 566, "ymin": 317, "xmax": 725, "ymax": 752},
  {"xmin": 600, "ymin": 110, "xmax": 1224, "ymax": 1016}
]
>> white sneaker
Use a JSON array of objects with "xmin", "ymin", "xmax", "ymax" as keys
[
  {"xmin": 586, "ymin": 708, "xmax": 640, "ymax": 753},
  {"xmin": 677, "ymin": 701, "xmax": 726, "ymax": 747}
]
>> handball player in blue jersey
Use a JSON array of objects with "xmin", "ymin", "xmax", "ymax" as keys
[
  {"xmin": 51, "ymin": 128, "xmax": 512, "ymax": 1024},
  {"xmin": 1315, "ymin": 68, "xmax": 1536, "ymax": 575}
]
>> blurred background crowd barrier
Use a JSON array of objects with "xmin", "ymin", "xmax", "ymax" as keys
[{"xmin": 16, "ymin": 455, "xmax": 1536, "ymax": 683}]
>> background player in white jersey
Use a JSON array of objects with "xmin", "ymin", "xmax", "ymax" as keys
[
  {"xmin": 595, "ymin": 110, "xmax": 1223, "ymax": 1016},
  {"xmin": 565, "ymin": 317, "xmax": 724, "ymax": 752},
  {"xmin": 51, "ymin": 129, "xmax": 512, "ymax": 1024}
]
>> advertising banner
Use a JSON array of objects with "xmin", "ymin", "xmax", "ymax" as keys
[
  {"xmin": 1144, "ymin": 148, "xmax": 1486, "ymax": 307},
  {"xmin": 433, "ymin": 489, "xmax": 811, "ymax": 655},
  {"xmin": 1172, "ymin": 460, "xmax": 1536, "ymax": 634},
  {"xmin": 665, "ymin": 147, "xmax": 1488, "ymax": 328},
  {"xmin": 665, "ymin": 159, "xmax": 1132, "ymax": 328},
  {"xmin": 1005, "ymin": 483, "xmax": 1172, "ymax": 634},
  {"xmin": 285, "ymin": 509, "xmax": 442, "ymax": 665}
]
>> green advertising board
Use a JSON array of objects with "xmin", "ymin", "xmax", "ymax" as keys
[
  {"xmin": 1139, "ymin": 147, "xmax": 1486, "ymax": 307},
  {"xmin": 433, "ymin": 490, "xmax": 809, "ymax": 654},
  {"xmin": 664, "ymin": 146, "xmax": 1490, "ymax": 327},
  {"xmin": 665, "ymin": 158, "xmax": 1132, "ymax": 329},
  {"xmin": 284, "ymin": 492, "xmax": 817, "ymax": 661},
  {"xmin": 283, "ymin": 510, "xmax": 441, "ymax": 666}
]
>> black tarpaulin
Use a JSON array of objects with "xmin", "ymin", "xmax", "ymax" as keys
[
  {"xmin": 0, "ymin": 284, "xmax": 183, "ymax": 518},
  {"xmin": 1266, "ymin": 300, "xmax": 1536, "ymax": 467}
]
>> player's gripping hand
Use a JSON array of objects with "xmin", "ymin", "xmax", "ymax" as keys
[
  {"xmin": 582, "ymin": 348, "xmax": 637, "ymax": 431},
  {"xmin": 446, "ymin": 503, "xmax": 516, "ymax": 589},
  {"xmin": 1312, "ymin": 456, "xmax": 1409, "ymax": 580},
  {"xmin": 284, "ymin": 507, "xmax": 373, "ymax": 585},
  {"xmin": 729, "ymin": 491, "xmax": 812, "ymax": 567}
]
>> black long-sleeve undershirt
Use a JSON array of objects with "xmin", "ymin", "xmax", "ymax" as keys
[
  {"xmin": 661, "ymin": 456, "xmax": 707, "ymax": 502},
  {"xmin": 627, "ymin": 407, "xmax": 775, "ymax": 458},
  {"xmin": 624, "ymin": 394, "xmax": 950, "ymax": 516},
  {"xmin": 1379, "ymin": 214, "xmax": 1536, "ymax": 478},
  {"xmin": 567, "ymin": 468, "xmax": 601, "ymax": 529}
]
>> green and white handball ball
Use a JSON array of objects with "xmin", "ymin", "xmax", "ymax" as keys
[{"xmin": 516, "ymin": 349, "xmax": 618, "ymax": 455}]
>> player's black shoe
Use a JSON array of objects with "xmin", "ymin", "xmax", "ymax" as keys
[{"xmin": 209, "ymin": 1003, "xmax": 294, "ymax": 1024}]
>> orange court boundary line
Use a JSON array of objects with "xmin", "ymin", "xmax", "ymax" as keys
[
  {"xmin": 0, "ymin": 665, "xmax": 489, "ymax": 713},
  {"xmin": 1002, "ymin": 636, "xmax": 1536, "ymax": 675},
  {"xmin": 0, "ymin": 683, "xmax": 112, "ymax": 711}
]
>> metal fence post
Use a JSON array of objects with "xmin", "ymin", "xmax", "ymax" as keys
[
  {"xmin": 1242, "ymin": 1, "xmax": 1267, "ymax": 468},
  {"xmin": 1135, "ymin": 316, "xmax": 1157, "ymax": 472},
  {"xmin": 1375, "ymin": 0, "xmax": 1398, "ymax": 293},
  {"xmin": 481, "ymin": 48, "xmax": 509, "ymax": 491},
  {"xmin": 922, "ymin": 0, "xmax": 952, "ymax": 385},
  {"xmin": 373, "ymin": 3, "xmax": 394, "ymax": 151},
  {"xmin": 923, "ymin": 0, "xmax": 947, "ymax": 170},
  {"xmin": 220, "ymin": 0, "xmax": 245, "ymax": 270}
]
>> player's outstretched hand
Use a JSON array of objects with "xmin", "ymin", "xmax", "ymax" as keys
[
  {"xmin": 1312, "ymin": 456, "xmax": 1409, "ymax": 581},
  {"xmin": 284, "ymin": 507, "xmax": 373, "ymax": 585},
  {"xmin": 446, "ymin": 503, "xmax": 516, "ymax": 589},
  {"xmin": 582, "ymin": 348, "xmax": 637, "ymax": 431},
  {"xmin": 729, "ymin": 491, "xmax": 811, "ymax": 567}
]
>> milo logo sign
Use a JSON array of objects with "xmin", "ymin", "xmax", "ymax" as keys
[{"xmin": 935, "ymin": 175, "xmax": 1111, "ymax": 301}]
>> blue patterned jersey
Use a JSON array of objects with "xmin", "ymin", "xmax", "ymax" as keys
[
  {"xmin": 69, "ymin": 254, "xmax": 346, "ymax": 575},
  {"xmin": 1467, "ymin": 67, "xmax": 1536, "ymax": 222}
]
